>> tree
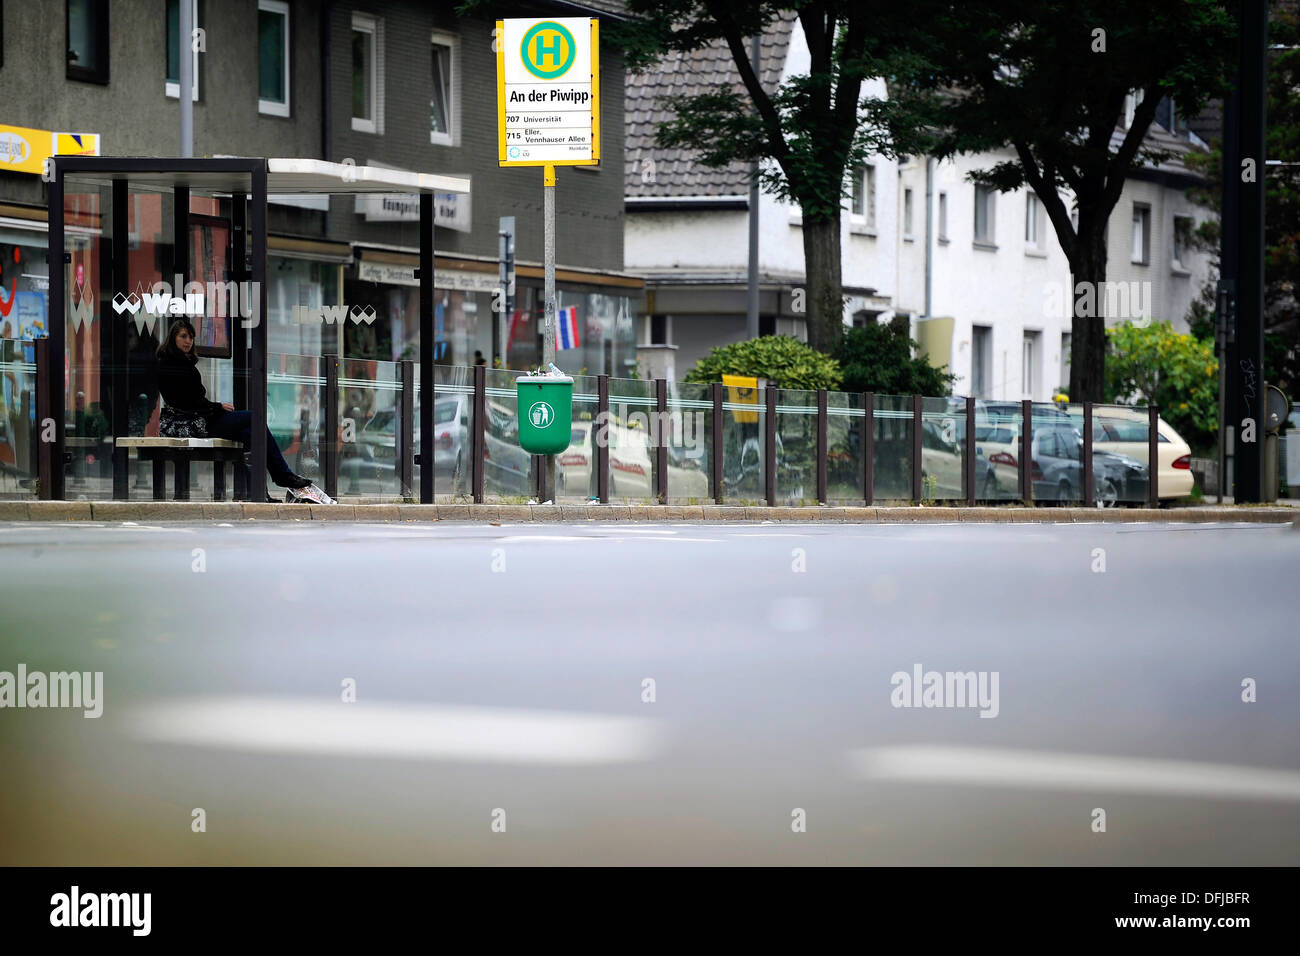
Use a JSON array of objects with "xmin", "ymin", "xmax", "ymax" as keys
[
  {"xmin": 615, "ymin": 1, "xmax": 911, "ymax": 353},
  {"xmin": 1106, "ymin": 321, "xmax": 1218, "ymax": 452},
  {"xmin": 834, "ymin": 320, "xmax": 955, "ymax": 395},
  {"xmin": 682, "ymin": 335, "xmax": 843, "ymax": 390},
  {"xmin": 890, "ymin": 0, "xmax": 1234, "ymax": 403}
]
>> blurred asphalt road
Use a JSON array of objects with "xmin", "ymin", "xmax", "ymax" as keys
[{"xmin": 1, "ymin": 519, "xmax": 1297, "ymax": 865}]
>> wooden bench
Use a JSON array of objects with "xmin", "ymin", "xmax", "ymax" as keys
[{"xmin": 115, "ymin": 437, "xmax": 244, "ymax": 501}]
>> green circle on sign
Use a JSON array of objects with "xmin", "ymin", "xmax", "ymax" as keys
[
  {"xmin": 529, "ymin": 401, "xmax": 556, "ymax": 428},
  {"xmin": 521, "ymin": 21, "xmax": 576, "ymax": 80}
]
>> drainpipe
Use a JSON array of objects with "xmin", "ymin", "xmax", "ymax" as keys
[
  {"xmin": 924, "ymin": 157, "xmax": 934, "ymax": 318},
  {"xmin": 746, "ymin": 32, "xmax": 761, "ymax": 340}
]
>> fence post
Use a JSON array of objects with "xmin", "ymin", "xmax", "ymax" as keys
[
  {"xmin": 1083, "ymin": 401, "xmax": 1094, "ymax": 506},
  {"xmin": 911, "ymin": 395, "xmax": 923, "ymax": 502},
  {"xmin": 597, "ymin": 374, "xmax": 610, "ymax": 503},
  {"xmin": 472, "ymin": 363, "xmax": 486, "ymax": 503},
  {"xmin": 816, "ymin": 388, "xmax": 828, "ymax": 504},
  {"xmin": 399, "ymin": 359, "xmax": 414, "ymax": 499},
  {"xmin": 862, "ymin": 392, "xmax": 874, "ymax": 506},
  {"xmin": 35, "ymin": 338, "xmax": 53, "ymax": 500},
  {"xmin": 765, "ymin": 384, "xmax": 777, "ymax": 507},
  {"xmin": 323, "ymin": 354, "xmax": 339, "ymax": 500},
  {"xmin": 1021, "ymin": 399, "xmax": 1033, "ymax": 504},
  {"xmin": 711, "ymin": 382, "xmax": 723, "ymax": 504},
  {"xmin": 966, "ymin": 396, "xmax": 976, "ymax": 505},
  {"xmin": 1149, "ymin": 404, "xmax": 1160, "ymax": 507},
  {"xmin": 655, "ymin": 378, "xmax": 668, "ymax": 504}
]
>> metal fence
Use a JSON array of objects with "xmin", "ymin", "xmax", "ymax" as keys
[{"xmin": 8, "ymin": 350, "xmax": 1166, "ymax": 506}]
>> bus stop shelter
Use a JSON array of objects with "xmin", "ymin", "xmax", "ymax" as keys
[{"xmin": 43, "ymin": 157, "xmax": 470, "ymax": 503}]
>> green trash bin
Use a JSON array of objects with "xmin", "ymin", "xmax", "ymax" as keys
[{"xmin": 517, "ymin": 374, "xmax": 574, "ymax": 455}]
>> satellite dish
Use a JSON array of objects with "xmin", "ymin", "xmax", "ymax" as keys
[{"xmin": 1265, "ymin": 385, "xmax": 1290, "ymax": 433}]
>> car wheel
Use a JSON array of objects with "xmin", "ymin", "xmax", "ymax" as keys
[
  {"xmin": 981, "ymin": 473, "xmax": 998, "ymax": 500},
  {"xmin": 1057, "ymin": 479, "xmax": 1073, "ymax": 503},
  {"xmin": 1094, "ymin": 477, "xmax": 1118, "ymax": 508}
]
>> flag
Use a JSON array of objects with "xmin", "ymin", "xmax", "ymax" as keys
[{"xmin": 555, "ymin": 305, "xmax": 580, "ymax": 351}]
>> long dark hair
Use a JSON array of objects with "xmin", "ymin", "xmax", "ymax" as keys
[{"xmin": 156, "ymin": 319, "xmax": 198, "ymax": 363}]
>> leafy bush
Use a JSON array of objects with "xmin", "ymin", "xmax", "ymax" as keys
[
  {"xmin": 1105, "ymin": 321, "xmax": 1218, "ymax": 453},
  {"xmin": 682, "ymin": 335, "xmax": 843, "ymax": 391},
  {"xmin": 833, "ymin": 322, "xmax": 956, "ymax": 396}
]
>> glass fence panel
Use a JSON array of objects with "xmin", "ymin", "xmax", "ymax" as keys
[
  {"xmin": 1086, "ymin": 404, "xmax": 1154, "ymax": 505},
  {"xmin": 920, "ymin": 396, "xmax": 967, "ymax": 501},
  {"xmin": 973, "ymin": 399, "xmax": 1023, "ymax": 501},
  {"xmin": 720, "ymin": 378, "xmax": 763, "ymax": 502},
  {"xmin": 775, "ymin": 388, "xmax": 817, "ymax": 504},
  {"xmin": 0, "ymin": 341, "xmax": 38, "ymax": 499},
  {"xmin": 872, "ymin": 394, "xmax": 913, "ymax": 502},
  {"xmin": 483, "ymin": 367, "xmax": 532, "ymax": 500},
  {"xmin": 1029, "ymin": 401, "xmax": 1083, "ymax": 504},
  {"xmin": 334, "ymin": 358, "xmax": 401, "ymax": 498},
  {"xmin": 429, "ymin": 364, "xmax": 474, "ymax": 500},
  {"xmin": 827, "ymin": 391, "xmax": 863, "ymax": 504},
  {"xmin": 558, "ymin": 373, "xmax": 599, "ymax": 502},
  {"xmin": 607, "ymin": 377, "xmax": 657, "ymax": 503},
  {"xmin": 266, "ymin": 354, "xmax": 323, "ymax": 498},
  {"xmin": 666, "ymin": 381, "xmax": 712, "ymax": 504}
]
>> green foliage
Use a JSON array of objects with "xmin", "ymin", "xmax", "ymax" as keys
[
  {"xmin": 833, "ymin": 322, "xmax": 955, "ymax": 396},
  {"xmin": 682, "ymin": 335, "xmax": 843, "ymax": 391},
  {"xmin": 1105, "ymin": 321, "xmax": 1218, "ymax": 452}
]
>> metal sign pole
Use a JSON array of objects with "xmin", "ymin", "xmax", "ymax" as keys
[{"xmin": 543, "ymin": 164, "xmax": 557, "ymax": 500}]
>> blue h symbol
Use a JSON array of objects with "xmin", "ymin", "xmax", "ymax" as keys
[{"xmin": 534, "ymin": 31, "xmax": 563, "ymax": 66}]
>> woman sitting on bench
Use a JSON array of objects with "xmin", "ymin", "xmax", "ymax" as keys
[{"xmin": 156, "ymin": 318, "xmax": 312, "ymax": 497}]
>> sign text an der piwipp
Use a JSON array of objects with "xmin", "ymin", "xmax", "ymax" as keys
[{"xmin": 497, "ymin": 17, "xmax": 600, "ymax": 167}]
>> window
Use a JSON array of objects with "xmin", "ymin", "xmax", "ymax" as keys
[
  {"xmin": 1059, "ymin": 331, "xmax": 1071, "ymax": 391},
  {"xmin": 971, "ymin": 325, "xmax": 991, "ymax": 398},
  {"xmin": 1172, "ymin": 215, "xmax": 1193, "ymax": 270},
  {"xmin": 937, "ymin": 192, "xmax": 948, "ymax": 241},
  {"xmin": 166, "ymin": 0, "xmax": 199, "ymax": 100},
  {"xmin": 258, "ymin": 0, "xmax": 290, "ymax": 116},
  {"xmin": 650, "ymin": 314, "xmax": 668, "ymax": 345},
  {"xmin": 351, "ymin": 13, "xmax": 384, "ymax": 133},
  {"xmin": 903, "ymin": 188, "xmax": 914, "ymax": 238},
  {"xmin": 430, "ymin": 32, "xmax": 457, "ymax": 145},
  {"xmin": 1025, "ymin": 193, "xmax": 1042, "ymax": 248},
  {"xmin": 1131, "ymin": 203, "xmax": 1151, "ymax": 265},
  {"xmin": 67, "ymin": 0, "xmax": 109, "ymax": 84},
  {"xmin": 1123, "ymin": 89, "xmax": 1144, "ymax": 128},
  {"xmin": 1022, "ymin": 331, "xmax": 1040, "ymax": 398},
  {"xmin": 973, "ymin": 185, "xmax": 995, "ymax": 244},
  {"xmin": 850, "ymin": 165, "xmax": 875, "ymax": 230}
]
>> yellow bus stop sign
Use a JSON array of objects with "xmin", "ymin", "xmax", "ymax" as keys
[{"xmin": 723, "ymin": 374, "xmax": 760, "ymax": 423}]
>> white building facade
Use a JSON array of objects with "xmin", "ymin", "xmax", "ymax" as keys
[{"xmin": 625, "ymin": 18, "xmax": 1216, "ymax": 399}]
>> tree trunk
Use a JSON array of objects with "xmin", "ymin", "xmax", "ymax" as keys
[
  {"xmin": 1069, "ymin": 227, "xmax": 1108, "ymax": 404},
  {"xmin": 800, "ymin": 210, "xmax": 844, "ymax": 353}
]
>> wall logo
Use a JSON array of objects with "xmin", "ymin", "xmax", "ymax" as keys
[
  {"xmin": 106, "ymin": 276, "xmax": 259, "ymax": 334},
  {"xmin": 521, "ymin": 21, "xmax": 576, "ymax": 79},
  {"xmin": 290, "ymin": 304, "xmax": 377, "ymax": 325},
  {"xmin": 528, "ymin": 401, "xmax": 555, "ymax": 428}
]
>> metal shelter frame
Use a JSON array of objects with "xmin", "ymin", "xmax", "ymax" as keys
[{"xmin": 44, "ymin": 157, "xmax": 470, "ymax": 503}]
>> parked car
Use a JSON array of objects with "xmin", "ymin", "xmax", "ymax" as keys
[
  {"xmin": 1065, "ymin": 407, "xmax": 1194, "ymax": 500},
  {"xmin": 919, "ymin": 416, "xmax": 1000, "ymax": 499},
  {"xmin": 1031, "ymin": 422, "xmax": 1148, "ymax": 504}
]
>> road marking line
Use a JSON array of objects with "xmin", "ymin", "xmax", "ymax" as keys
[
  {"xmin": 128, "ymin": 697, "xmax": 663, "ymax": 766},
  {"xmin": 847, "ymin": 745, "xmax": 1300, "ymax": 802}
]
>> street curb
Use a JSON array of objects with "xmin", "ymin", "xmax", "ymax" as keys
[{"xmin": 7, "ymin": 500, "xmax": 1298, "ymax": 525}]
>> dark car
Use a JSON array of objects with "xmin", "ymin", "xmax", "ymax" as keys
[{"xmin": 1031, "ymin": 423, "xmax": 1148, "ymax": 504}]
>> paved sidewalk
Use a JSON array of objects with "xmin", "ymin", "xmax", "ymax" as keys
[{"xmin": 3, "ymin": 500, "xmax": 1298, "ymax": 524}]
